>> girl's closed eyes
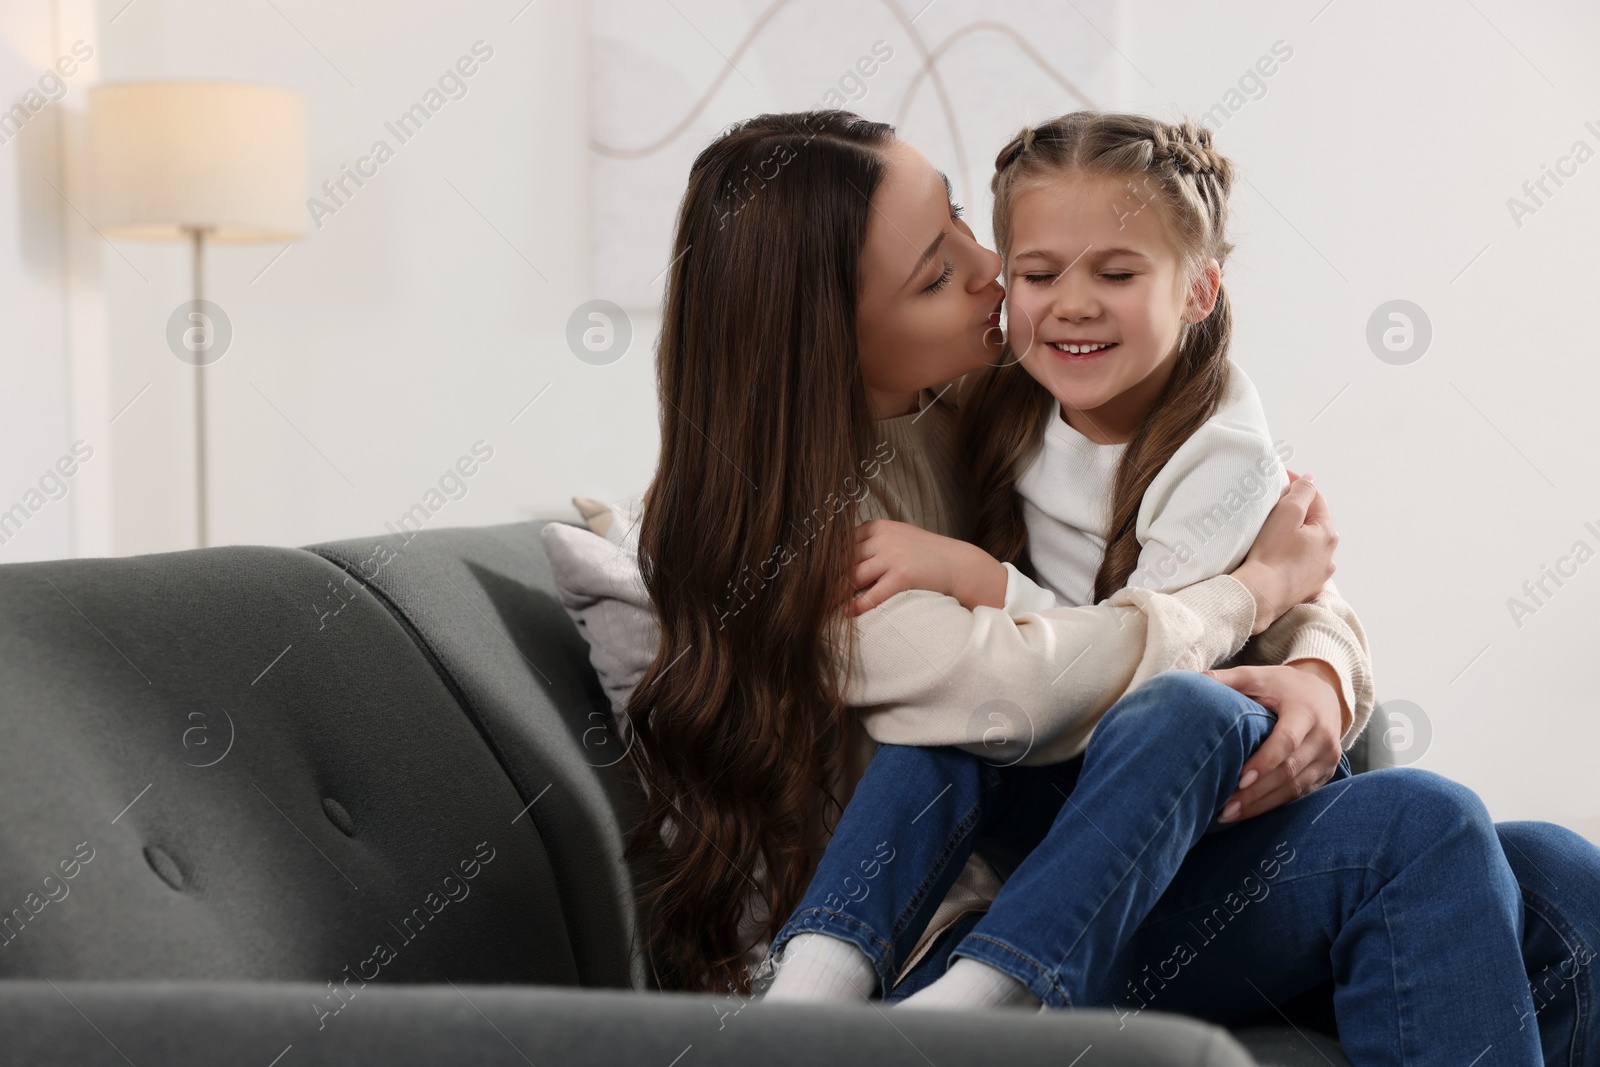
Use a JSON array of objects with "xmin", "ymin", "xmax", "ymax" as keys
[{"xmin": 1020, "ymin": 271, "xmax": 1135, "ymax": 284}]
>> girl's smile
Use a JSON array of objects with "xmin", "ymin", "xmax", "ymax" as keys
[{"xmin": 1044, "ymin": 339, "xmax": 1118, "ymax": 361}]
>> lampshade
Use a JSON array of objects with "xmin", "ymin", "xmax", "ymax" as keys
[{"xmin": 89, "ymin": 82, "xmax": 307, "ymax": 242}]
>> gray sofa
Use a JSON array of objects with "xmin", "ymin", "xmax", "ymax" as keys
[{"xmin": 0, "ymin": 518, "xmax": 1384, "ymax": 1066}]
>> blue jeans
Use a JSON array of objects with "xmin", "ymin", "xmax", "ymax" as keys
[{"xmin": 769, "ymin": 670, "xmax": 1600, "ymax": 1066}]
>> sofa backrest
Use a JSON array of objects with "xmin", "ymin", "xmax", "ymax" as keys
[
  {"xmin": 0, "ymin": 523, "xmax": 643, "ymax": 992},
  {"xmin": 306, "ymin": 519, "xmax": 645, "ymax": 989},
  {"xmin": 0, "ymin": 515, "xmax": 1384, "ymax": 997}
]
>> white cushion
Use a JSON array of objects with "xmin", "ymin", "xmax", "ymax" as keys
[{"xmin": 539, "ymin": 494, "xmax": 658, "ymax": 714}]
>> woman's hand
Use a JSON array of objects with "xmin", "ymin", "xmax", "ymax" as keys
[
  {"xmin": 1231, "ymin": 471, "xmax": 1338, "ymax": 635},
  {"xmin": 845, "ymin": 519, "xmax": 1007, "ymax": 616},
  {"xmin": 1207, "ymin": 660, "xmax": 1347, "ymax": 823}
]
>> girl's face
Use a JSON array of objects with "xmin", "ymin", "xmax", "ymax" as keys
[
  {"xmin": 1005, "ymin": 171, "xmax": 1220, "ymax": 443},
  {"xmin": 856, "ymin": 139, "xmax": 1006, "ymax": 417}
]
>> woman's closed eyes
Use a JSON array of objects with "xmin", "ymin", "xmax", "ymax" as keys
[
  {"xmin": 920, "ymin": 201, "xmax": 967, "ymax": 295},
  {"xmin": 922, "ymin": 261, "xmax": 955, "ymax": 294}
]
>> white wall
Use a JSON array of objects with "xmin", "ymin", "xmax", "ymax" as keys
[
  {"xmin": 10, "ymin": 0, "xmax": 1597, "ymax": 838},
  {"xmin": 0, "ymin": 0, "xmax": 99, "ymax": 562},
  {"xmin": 1117, "ymin": 0, "xmax": 1600, "ymax": 840}
]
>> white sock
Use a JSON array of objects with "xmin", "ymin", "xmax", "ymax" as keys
[
  {"xmin": 762, "ymin": 932, "xmax": 878, "ymax": 1003},
  {"xmin": 894, "ymin": 957, "xmax": 1042, "ymax": 1011}
]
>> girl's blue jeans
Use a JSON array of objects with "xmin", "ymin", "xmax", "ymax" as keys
[{"xmin": 767, "ymin": 670, "xmax": 1600, "ymax": 1067}]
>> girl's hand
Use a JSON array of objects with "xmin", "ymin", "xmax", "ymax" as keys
[
  {"xmin": 1231, "ymin": 471, "xmax": 1338, "ymax": 634},
  {"xmin": 846, "ymin": 519, "xmax": 1007, "ymax": 616},
  {"xmin": 1206, "ymin": 661, "xmax": 1346, "ymax": 823}
]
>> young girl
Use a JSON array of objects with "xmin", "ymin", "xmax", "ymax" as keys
[{"xmin": 763, "ymin": 111, "xmax": 1358, "ymax": 1012}]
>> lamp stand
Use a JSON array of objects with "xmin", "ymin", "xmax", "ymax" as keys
[{"xmin": 187, "ymin": 225, "xmax": 210, "ymax": 549}]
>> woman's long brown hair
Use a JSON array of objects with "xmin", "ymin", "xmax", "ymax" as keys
[
  {"xmin": 960, "ymin": 112, "xmax": 1239, "ymax": 603},
  {"xmin": 621, "ymin": 111, "xmax": 895, "ymax": 996}
]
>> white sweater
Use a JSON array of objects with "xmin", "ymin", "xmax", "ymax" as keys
[{"xmin": 1004, "ymin": 360, "xmax": 1290, "ymax": 613}]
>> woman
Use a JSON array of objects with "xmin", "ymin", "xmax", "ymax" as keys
[{"xmin": 619, "ymin": 110, "xmax": 1599, "ymax": 1063}]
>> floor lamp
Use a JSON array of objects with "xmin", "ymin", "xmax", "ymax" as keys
[{"xmin": 89, "ymin": 82, "xmax": 307, "ymax": 548}]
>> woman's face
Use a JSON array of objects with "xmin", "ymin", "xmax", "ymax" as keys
[{"xmin": 856, "ymin": 139, "xmax": 1005, "ymax": 417}]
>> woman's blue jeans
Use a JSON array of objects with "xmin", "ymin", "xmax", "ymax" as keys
[{"xmin": 767, "ymin": 669, "xmax": 1600, "ymax": 1066}]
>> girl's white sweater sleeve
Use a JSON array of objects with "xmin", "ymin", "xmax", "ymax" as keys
[
  {"xmin": 1123, "ymin": 406, "xmax": 1288, "ymax": 596},
  {"xmin": 997, "ymin": 403, "xmax": 1286, "ymax": 611}
]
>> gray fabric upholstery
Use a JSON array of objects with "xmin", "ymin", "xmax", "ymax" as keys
[
  {"xmin": 0, "ymin": 980, "xmax": 1257, "ymax": 1066},
  {"xmin": 306, "ymin": 520, "xmax": 644, "ymax": 989},
  {"xmin": 1231, "ymin": 1026, "xmax": 1352, "ymax": 1067},
  {"xmin": 0, "ymin": 546, "xmax": 576, "ymax": 986},
  {"xmin": 1346, "ymin": 697, "xmax": 1388, "ymax": 775},
  {"xmin": 0, "ymin": 518, "xmax": 1380, "ymax": 1065}
]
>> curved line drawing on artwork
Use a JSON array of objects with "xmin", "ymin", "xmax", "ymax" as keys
[
  {"xmin": 890, "ymin": 19, "xmax": 1098, "ymax": 201},
  {"xmin": 878, "ymin": 0, "xmax": 971, "ymax": 206},
  {"xmin": 590, "ymin": 0, "xmax": 799, "ymax": 161},
  {"xmin": 895, "ymin": 21, "xmax": 1098, "ymax": 131},
  {"xmin": 590, "ymin": 0, "xmax": 1097, "ymax": 204},
  {"xmin": 588, "ymin": 0, "xmax": 960, "ymax": 181}
]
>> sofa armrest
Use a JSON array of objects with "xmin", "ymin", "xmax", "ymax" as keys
[{"xmin": 0, "ymin": 980, "xmax": 1256, "ymax": 1067}]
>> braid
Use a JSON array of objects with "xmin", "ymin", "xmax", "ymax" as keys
[
  {"xmin": 1151, "ymin": 120, "xmax": 1235, "ymax": 196},
  {"xmin": 996, "ymin": 124, "xmax": 1039, "ymax": 171}
]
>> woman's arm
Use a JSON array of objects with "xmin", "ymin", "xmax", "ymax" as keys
[
  {"xmin": 1207, "ymin": 658, "xmax": 1349, "ymax": 823},
  {"xmin": 1229, "ymin": 577, "xmax": 1373, "ymax": 748},
  {"xmin": 1202, "ymin": 583, "xmax": 1374, "ymax": 824},
  {"xmin": 843, "ymin": 571, "xmax": 1259, "ymax": 766},
  {"xmin": 845, "ymin": 477, "xmax": 1338, "ymax": 766}
]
